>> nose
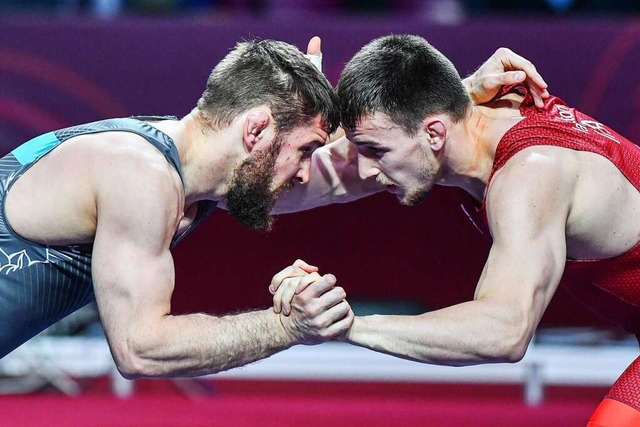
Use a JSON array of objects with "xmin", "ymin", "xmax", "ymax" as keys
[
  {"xmin": 294, "ymin": 160, "xmax": 311, "ymax": 185},
  {"xmin": 357, "ymin": 153, "xmax": 379, "ymax": 180}
]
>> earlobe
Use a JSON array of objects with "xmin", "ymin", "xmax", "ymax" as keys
[{"xmin": 244, "ymin": 110, "xmax": 271, "ymax": 152}]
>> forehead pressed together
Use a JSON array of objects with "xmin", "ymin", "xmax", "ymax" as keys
[
  {"xmin": 212, "ymin": 34, "xmax": 478, "ymax": 233},
  {"xmin": 196, "ymin": 34, "xmax": 474, "ymax": 151}
]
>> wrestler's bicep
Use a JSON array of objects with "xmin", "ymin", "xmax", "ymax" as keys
[
  {"xmin": 91, "ymin": 162, "xmax": 181, "ymax": 359},
  {"xmin": 476, "ymin": 150, "xmax": 572, "ymax": 328}
]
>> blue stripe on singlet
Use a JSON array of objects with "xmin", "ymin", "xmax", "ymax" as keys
[{"xmin": 11, "ymin": 132, "xmax": 61, "ymax": 165}]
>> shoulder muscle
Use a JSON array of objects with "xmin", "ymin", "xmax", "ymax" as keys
[{"xmin": 487, "ymin": 145, "xmax": 576, "ymax": 242}]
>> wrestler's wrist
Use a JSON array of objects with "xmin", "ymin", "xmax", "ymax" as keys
[
  {"xmin": 342, "ymin": 315, "xmax": 366, "ymax": 345},
  {"xmin": 460, "ymin": 77, "xmax": 478, "ymax": 104},
  {"xmin": 274, "ymin": 309, "xmax": 305, "ymax": 346}
]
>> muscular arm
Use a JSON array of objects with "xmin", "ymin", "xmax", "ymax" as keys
[
  {"xmin": 92, "ymin": 145, "xmax": 350, "ymax": 378},
  {"xmin": 346, "ymin": 150, "xmax": 571, "ymax": 366},
  {"xmin": 273, "ymin": 135, "xmax": 383, "ymax": 214}
]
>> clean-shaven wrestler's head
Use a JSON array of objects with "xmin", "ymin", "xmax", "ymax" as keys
[
  {"xmin": 198, "ymin": 39, "xmax": 339, "ymax": 231},
  {"xmin": 338, "ymin": 34, "xmax": 471, "ymax": 206}
]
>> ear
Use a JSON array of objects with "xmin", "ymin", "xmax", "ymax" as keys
[
  {"xmin": 423, "ymin": 118, "xmax": 447, "ymax": 152},
  {"xmin": 243, "ymin": 109, "xmax": 272, "ymax": 153}
]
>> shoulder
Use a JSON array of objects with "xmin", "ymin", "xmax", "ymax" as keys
[
  {"xmin": 90, "ymin": 130, "xmax": 176, "ymax": 169},
  {"xmin": 76, "ymin": 131, "xmax": 181, "ymax": 190},
  {"xmin": 491, "ymin": 144, "xmax": 579, "ymax": 189},
  {"xmin": 86, "ymin": 132, "xmax": 184, "ymax": 230},
  {"xmin": 486, "ymin": 145, "xmax": 577, "ymax": 238}
]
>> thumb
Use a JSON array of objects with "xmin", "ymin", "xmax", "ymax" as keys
[
  {"xmin": 305, "ymin": 36, "xmax": 323, "ymax": 72},
  {"xmin": 306, "ymin": 36, "xmax": 321, "ymax": 56},
  {"xmin": 293, "ymin": 259, "xmax": 319, "ymax": 273}
]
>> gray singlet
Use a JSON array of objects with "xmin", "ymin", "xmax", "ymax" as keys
[{"xmin": 0, "ymin": 117, "xmax": 216, "ymax": 358}]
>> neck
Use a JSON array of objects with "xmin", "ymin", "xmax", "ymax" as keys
[
  {"xmin": 437, "ymin": 105, "xmax": 520, "ymax": 201},
  {"xmin": 163, "ymin": 110, "xmax": 244, "ymax": 206}
]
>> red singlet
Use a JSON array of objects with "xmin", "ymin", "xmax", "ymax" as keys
[
  {"xmin": 469, "ymin": 85, "xmax": 640, "ymax": 421},
  {"xmin": 478, "ymin": 85, "xmax": 640, "ymax": 335}
]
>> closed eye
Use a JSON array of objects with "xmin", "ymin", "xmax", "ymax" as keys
[
  {"xmin": 357, "ymin": 144, "xmax": 386, "ymax": 159},
  {"xmin": 301, "ymin": 142, "xmax": 323, "ymax": 158}
]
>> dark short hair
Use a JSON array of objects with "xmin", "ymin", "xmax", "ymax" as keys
[
  {"xmin": 197, "ymin": 39, "xmax": 339, "ymax": 136},
  {"xmin": 338, "ymin": 35, "xmax": 470, "ymax": 136}
]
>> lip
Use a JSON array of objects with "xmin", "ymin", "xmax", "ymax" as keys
[{"xmin": 385, "ymin": 185, "xmax": 398, "ymax": 194}]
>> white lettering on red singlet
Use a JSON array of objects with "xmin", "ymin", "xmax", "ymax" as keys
[{"xmin": 556, "ymin": 105, "xmax": 619, "ymax": 143}]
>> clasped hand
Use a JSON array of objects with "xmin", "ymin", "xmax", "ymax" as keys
[{"xmin": 270, "ymin": 259, "xmax": 353, "ymax": 344}]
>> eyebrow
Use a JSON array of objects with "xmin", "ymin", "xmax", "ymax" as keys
[
  {"xmin": 352, "ymin": 139, "xmax": 379, "ymax": 148},
  {"xmin": 303, "ymin": 140, "xmax": 325, "ymax": 151}
]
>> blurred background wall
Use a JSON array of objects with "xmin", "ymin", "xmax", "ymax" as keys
[{"xmin": 0, "ymin": 0, "xmax": 639, "ymax": 331}]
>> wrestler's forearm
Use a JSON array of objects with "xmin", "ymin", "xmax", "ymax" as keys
[
  {"xmin": 273, "ymin": 136, "xmax": 383, "ymax": 214},
  {"xmin": 347, "ymin": 301, "xmax": 529, "ymax": 366},
  {"xmin": 114, "ymin": 308, "xmax": 294, "ymax": 378}
]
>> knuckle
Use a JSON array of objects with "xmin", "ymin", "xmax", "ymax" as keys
[
  {"xmin": 326, "ymin": 274, "xmax": 336, "ymax": 284},
  {"xmin": 295, "ymin": 292, "xmax": 311, "ymax": 304},
  {"xmin": 337, "ymin": 301, "xmax": 349, "ymax": 315},
  {"xmin": 307, "ymin": 318, "xmax": 321, "ymax": 331},
  {"xmin": 331, "ymin": 287, "xmax": 346, "ymax": 301},
  {"xmin": 308, "ymin": 302, "xmax": 322, "ymax": 318},
  {"xmin": 287, "ymin": 277, "xmax": 297, "ymax": 286},
  {"xmin": 303, "ymin": 273, "xmax": 320, "ymax": 284},
  {"xmin": 286, "ymin": 281, "xmax": 298, "ymax": 293}
]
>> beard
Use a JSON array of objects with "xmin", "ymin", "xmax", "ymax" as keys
[
  {"xmin": 377, "ymin": 172, "xmax": 431, "ymax": 207},
  {"xmin": 401, "ymin": 185, "xmax": 430, "ymax": 206},
  {"xmin": 226, "ymin": 137, "xmax": 285, "ymax": 232},
  {"xmin": 399, "ymin": 154, "xmax": 439, "ymax": 207}
]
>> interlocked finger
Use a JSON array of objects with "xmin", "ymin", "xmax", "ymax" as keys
[
  {"xmin": 274, "ymin": 272, "xmax": 321, "ymax": 315},
  {"xmin": 270, "ymin": 260, "xmax": 317, "ymax": 294}
]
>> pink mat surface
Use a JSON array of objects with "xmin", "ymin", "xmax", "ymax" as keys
[{"xmin": 0, "ymin": 380, "xmax": 605, "ymax": 426}]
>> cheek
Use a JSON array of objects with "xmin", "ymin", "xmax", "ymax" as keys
[
  {"xmin": 274, "ymin": 158, "xmax": 301, "ymax": 180},
  {"xmin": 380, "ymin": 157, "xmax": 403, "ymax": 176},
  {"xmin": 385, "ymin": 160, "xmax": 420, "ymax": 183},
  {"xmin": 275, "ymin": 145, "xmax": 298, "ymax": 165},
  {"xmin": 273, "ymin": 153, "xmax": 291, "ymax": 172}
]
